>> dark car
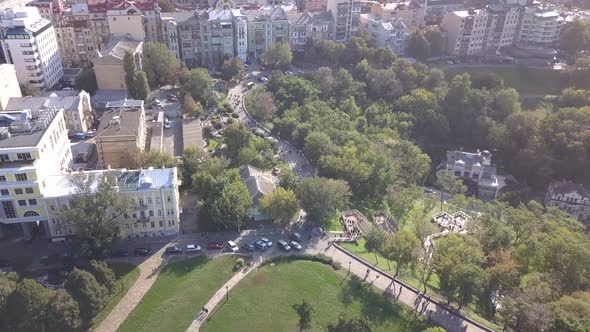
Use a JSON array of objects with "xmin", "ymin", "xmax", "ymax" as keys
[
  {"xmin": 134, "ymin": 248, "xmax": 152, "ymax": 256},
  {"xmin": 261, "ymin": 237, "xmax": 273, "ymax": 247},
  {"xmin": 0, "ymin": 257, "xmax": 10, "ymax": 268},
  {"xmin": 166, "ymin": 94, "xmax": 178, "ymax": 102},
  {"xmin": 254, "ymin": 240, "xmax": 267, "ymax": 250},
  {"xmin": 207, "ymin": 242, "xmax": 224, "ymax": 250},
  {"xmin": 241, "ymin": 243, "xmax": 256, "ymax": 252},
  {"xmin": 289, "ymin": 232, "xmax": 302, "ymax": 241},
  {"xmin": 165, "ymin": 246, "xmax": 183, "ymax": 254},
  {"xmin": 277, "ymin": 240, "xmax": 291, "ymax": 252},
  {"xmin": 111, "ymin": 250, "xmax": 129, "ymax": 257},
  {"xmin": 288, "ymin": 240, "xmax": 303, "ymax": 251}
]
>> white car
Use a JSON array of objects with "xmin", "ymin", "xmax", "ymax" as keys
[
  {"xmin": 227, "ymin": 240, "xmax": 239, "ymax": 252},
  {"xmin": 186, "ymin": 244, "xmax": 202, "ymax": 253},
  {"xmin": 164, "ymin": 119, "xmax": 171, "ymax": 129}
]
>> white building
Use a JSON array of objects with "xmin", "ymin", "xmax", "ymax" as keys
[
  {"xmin": 372, "ymin": 1, "xmax": 425, "ymax": 30},
  {"xmin": 545, "ymin": 180, "xmax": 590, "ymax": 224},
  {"xmin": 517, "ymin": 8, "xmax": 563, "ymax": 49},
  {"xmin": 0, "ymin": 7, "xmax": 63, "ymax": 90},
  {"xmin": 328, "ymin": 0, "xmax": 362, "ymax": 42},
  {"xmin": 160, "ymin": 15, "xmax": 180, "ymax": 59},
  {"xmin": 0, "ymin": 64, "xmax": 22, "ymax": 111},
  {"xmin": 360, "ymin": 14, "xmax": 408, "ymax": 54},
  {"xmin": 444, "ymin": 149, "xmax": 499, "ymax": 201}
]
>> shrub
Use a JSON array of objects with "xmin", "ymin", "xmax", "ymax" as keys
[
  {"xmin": 227, "ymin": 118, "xmax": 235, "ymax": 124},
  {"xmin": 261, "ymin": 254, "xmax": 340, "ymax": 270},
  {"xmin": 234, "ymin": 257, "xmax": 245, "ymax": 271},
  {"xmin": 231, "ymin": 113, "xmax": 239, "ymax": 118}
]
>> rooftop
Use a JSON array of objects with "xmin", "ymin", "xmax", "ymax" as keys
[
  {"xmin": 548, "ymin": 180, "xmax": 590, "ymax": 198},
  {"xmin": 0, "ymin": 7, "xmax": 51, "ymax": 33},
  {"xmin": 98, "ymin": 34, "xmax": 142, "ymax": 60},
  {"xmin": 0, "ymin": 109, "xmax": 61, "ymax": 149},
  {"xmin": 239, "ymin": 165, "xmax": 275, "ymax": 206},
  {"xmin": 97, "ymin": 101, "xmax": 144, "ymax": 137},
  {"xmin": 43, "ymin": 167, "xmax": 178, "ymax": 197},
  {"xmin": 289, "ymin": 11, "xmax": 332, "ymax": 25},
  {"xmin": 446, "ymin": 149, "xmax": 492, "ymax": 168},
  {"xmin": 209, "ymin": 8, "xmax": 245, "ymax": 21},
  {"xmin": 245, "ymin": 7, "xmax": 287, "ymax": 22},
  {"xmin": 87, "ymin": 0, "xmax": 157, "ymax": 13},
  {"xmin": 5, "ymin": 92, "xmax": 85, "ymax": 113}
]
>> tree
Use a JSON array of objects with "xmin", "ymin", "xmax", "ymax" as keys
[
  {"xmin": 303, "ymin": 131, "xmax": 335, "ymax": 166},
  {"xmin": 383, "ymin": 184, "xmax": 421, "ymax": 222},
  {"xmin": 551, "ymin": 291, "xmax": 590, "ymax": 332},
  {"xmin": 64, "ymin": 268, "xmax": 108, "ymax": 323},
  {"xmin": 6, "ymin": 279, "xmax": 50, "ymax": 331},
  {"xmin": 560, "ymin": 19, "xmax": 590, "ymax": 55},
  {"xmin": 294, "ymin": 300, "xmax": 313, "ymax": 331},
  {"xmin": 209, "ymin": 181, "xmax": 253, "ymax": 231},
  {"xmin": 364, "ymin": 227, "xmax": 387, "ymax": 254},
  {"xmin": 251, "ymin": 91, "xmax": 278, "ymax": 121},
  {"xmin": 182, "ymin": 95, "xmax": 204, "ymax": 118},
  {"xmin": 423, "ymin": 27, "xmax": 444, "ymax": 57},
  {"xmin": 296, "ymin": 177, "xmax": 351, "ymax": 223},
  {"xmin": 261, "ymin": 43, "xmax": 293, "ymax": 70},
  {"xmin": 422, "ymin": 328, "xmax": 446, "ymax": 332},
  {"xmin": 142, "ymin": 42, "xmax": 181, "ymax": 87},
  {"xmin": 383, "ymin": 229, "xmax": 421, "ymax": 277},
  {"xmin": 89, "ymin": 260, "xmax": 116, "ymax": 292},
  {"xmin": 138, "ymin": 151, "xmax": 178, "ymax": 168},
  {"xmin": 223, "ymin": 123, "xmax": 251, "ymax": 159},
  {"xmin": 158, "ymin": 0, "xmax": 175, "ymax": 11},
  {"xmin": 557, "ymin": 87, "xmax": 590, "ymax": 108},
  {"xmin": 59, "ymin": 173, "xmax": 131, "ymax": 259},
  {"xmin": 20, "ymin": 84, "xmax": 40, "ymax": 97},
  {"xmin": 0, "ymin": 272, "xmax": 17, "ymax": 328},
  {"xmin": 279, "ymin": 167, "xmax": 298, "ymax": 190},
  {"xmin": 180, "ymin": 147, "xmax": 207, "ymax": 187},
  {"xmin": 221, "ymin": 56, "xmax": 245, "ymax": 81},
  {"xmin": 407, "ymin": 30, "xmax": 431, "ymax": 61},
  {"xmin": 45, "ymin": 290, "xmax": 82, "ymax": 332},
  {"xmin": 259, "ymin": 188, "xmax": 299, "ymax": 224},
  {"xmin": 436, "ymin": 169, "xmax": 466, "ymax": 210},
  {"xmin": 180, "ymin": 68, "xmax": 213, "ymax": 103},
  {"xmin": 75, "ymin": 67, "xmax": 98, "ymax": 95},
  {"xmin": 133, "ymin": 71, "xmax": 150, "ymax": 101},
  {"xmin": 123, "ymin": 50, "xmax": 136, "ymax": 97},
  {"xmin": 328, "ymin": 314, "xmax": 372, "ymax": 332}
]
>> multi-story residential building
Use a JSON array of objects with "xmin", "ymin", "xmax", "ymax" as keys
[
  {"xmin": 443, "ymin": 149, "xmax": 499, "ymax": 201},
  {"xmin": 545, "ymin": 180, "xmax": 590, "ymax": 224},
  {"xmin": 442, "ymin": 5, "xmax": 521, "ymax": 57},
  {"xmin": 371, "ymin": 1, "xmax": 425, "ymax": 30},
  {"xmin": 299, "ymin": 0, "xmax": 328, "ymax": 12},
  {"xmin": 360, "ymin": 14, "xmax": 408, "ymax": 54},
  {"xmin": 95, "ymin": 99, "xmax": 147, "ymax": 168},
  {"xmin": 424, "ymin": 0, "xmax": 464, "ymax": 26},
  {"xmin": 26, "ymin": 0, "xmax": 57, "ymax": 22},
  {"xmin": 0, "ymin": 108, "xmax": 72, "ymax": 239},
  {"xmin": 107, "ymin": 6, "xmax": 146, "ymax": 41},
  {"xmin": 93, "ymin": 33, "xmax": 142, "ymax": 90},
  {"xmin": 246, "ymin": 7, "xmax": 288, "ymax": 59},
  {"xmin": 167, "ymin": 10, "xmax": 205, "ymax": 67},
  {"xmin": 210, "ymin": 6, "xmax": 248, "ymax": 63},
  {"xmin": 53, "ymin": 2, "xmax": 101, "ymax": 68},
  {"xmin": 43, "ymin": 167, "xmax": 181, "ymax": 239},
  {"xmin": 517, "ymin": 7, "xmax": 563, "ymax": 49},
  {"xmin": 0, "ymin": 7, "xmax": 63, "ymax": 90},
  {"xmin": 328, "ymin": 0, "xmax": 359, "ymax": 42},
  {"xmin": 160, "ymin": 14, "xmax": 180, "ymax": 59},
  {"xmin": 4, "ymin": 90, "xmax": 94, "ymax": 133},
  {"xmin": 0, "ymin": 64, "xmax": 22, "ymax": 111},
  {"xmin": 287, "ymin": 11, "xmax": 333, "ymax": 52}
]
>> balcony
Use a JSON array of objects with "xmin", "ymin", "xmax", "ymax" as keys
[{"xmin": 137, "ymin": 216, "xmax": 150, "ymax": 223}]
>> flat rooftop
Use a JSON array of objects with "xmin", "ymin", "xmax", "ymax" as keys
[
  {"xmin": 43, "ymin": 167, "xmax": 177, "ymax": 197},
  {"xmin": 0, "ymin": 109, "xmax": 60, "ymax": 149},
  {"xmin": 97, "ymin": 103, "xmax": 143, "ymax": 137}
]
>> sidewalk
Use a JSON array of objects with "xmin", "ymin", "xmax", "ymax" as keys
[{"xmin": 95, "ymin": 245, "xmax": 171, "ymax": 332}]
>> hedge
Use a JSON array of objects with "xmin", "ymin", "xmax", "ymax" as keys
[{"xmin": 260, "ymin": 253, "xmax": 341, "ymax": 270}]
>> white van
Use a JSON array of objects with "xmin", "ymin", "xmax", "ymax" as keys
[
  {"xmin": 164, "ymin": 118, "xmax": 171, "ymax": 129},
  {"xmin": 227, "ymin": 240, "xmax": 239, "ymax": 252}
]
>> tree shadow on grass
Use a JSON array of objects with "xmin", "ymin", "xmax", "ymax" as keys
[{"xmin": 162, "ymin": 255, "xmax": 210, "ymax": 277}]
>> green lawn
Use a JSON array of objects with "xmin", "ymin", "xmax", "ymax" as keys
[
  {"xmin": 445, "ymin": 66, "xmax": 564, "ymax": 95},
  {"xmin": 201, "ymin": 260, "xmax": 427, "ymax": 332},
  {"xmin": 92, "ymin": 262, "xmax": 140, "ymax": 328},
  {"xmin": 118, "ymin": 255, "xmax": 237, "ymax": 332}
]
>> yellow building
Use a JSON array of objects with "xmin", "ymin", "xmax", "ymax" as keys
[
  {"xmin": 0, "ymin": 109, "xmax": 72, "ymax": 239},
  {"xmin": 93, "ymin": 34, "xmax": 142, "ymax": 91},
  {"xmin": 107, "ymin": 7, "xmax": 146, "ymax": 41},
  {"xmin": 43, "ymin": 167, "xmax": 181, "ymax": 240}
]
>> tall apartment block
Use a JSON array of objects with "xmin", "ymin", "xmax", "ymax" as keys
[
  {"xmin": 328, "ymin": 0, "xmax": 361, "ymax": 42},
  {"xmin": 246, "ymin": 7, "xmax": 288, "ymax": 59},
  {"xmin": 0, "ymin": 64, "xmax": 22, "ymax": 111},
  {"xmin": 0, "ymin": 7, "xmax": 63, "ymax": 90}
]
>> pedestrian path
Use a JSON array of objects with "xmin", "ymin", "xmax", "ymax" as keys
[{"xmin": 95, "ymin": 245, "xmax": 170, "ymax": 332}]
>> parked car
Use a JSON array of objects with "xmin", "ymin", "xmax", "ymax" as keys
[
  {"xmin": 258, "ymin": 76, "xmax": 268, "ymax": 82},
  {"xmin": 254, "ymin": 240, "xmax": 267, "ymax": 250},
  {"xmin": 313, "ymin": 227, "xmax": 326, "ymax": 236},
  {"xmin": 186, "ymin": 244, "xmax": 202, "ymax": 252},
  {"xmin": 227, "ymin": 240, "xmax": 239, "ymax": 252},
  {"xmin": 85, "ymin": 130, "xmax": 96, "ymax": 138},
  {"xmin": 164, "ymin": 119, "xmax": 171, "ymax": 129},
  {"xmin": 261, "ymin": 237, "xmax": 273, "ymax": 247},
  {"xmin": 288, "ymin": 240, "xmax": 303, "ymax": 251},
  {"xmin": 285, "ymin": 71, "xmax": 293, "ymax": 76},
  {"xmin": 241, "ymin": 243, "xmax": 256, "ymax": 252},
  {"xmin": 166, "ymin": 94, "xmax": 178, "ymax": 102},
  {"xmin": 111, "ymin": 249, "xmax": 129, "ymax": 257},
  {"xmin": 134, "ymin": 248, "xmax": 152, "ymax": 256},
  {"xmin": 165, "ymin": 246, "xmax": 183, "ymax": 254},
  {"xmin": 207, "ymin": 242, "xmax": 224, "ymax": 250},
  {"xmin": 289, "ymin": 232, "xmax": 302, "ymax": 241},
  {"xmin": 277, "ymin": 240, "xmax": 291, "ymax": 252}
]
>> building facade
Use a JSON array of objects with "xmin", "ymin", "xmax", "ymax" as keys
[
  {"xmin": 0, "ymin": 64, "xmax": 22, "ymax": 111},
  {"xmin": 328, "ymin": 0, "xmax": 361, "ymax": 42},
  {"xmin": 0, "ymin": 7, "xmax": 63, "ymax": 90},
  {"xmin": 288, "ymin": 11, "xmax": 333, "ymax": 52},
  {"xmin": 517, "ymin": 7, "xmax": 563, "ymax": 48},
  {"xmin": 300, "ymin": 0, "xmax": 328, "ymax": 12},
  {"xmin": 246, "ymin": 7, "xmax": 288, "ymax": 59},
  {"xmin": 53, "ymin": 3, "xmax": 101, "ymax": 68},
  {"xmin": 372, "ymin": 1, "xmax": 425, "ymax": 30},
  {"xmin": 425, "ymin": 0, "xmax": 464, "ymax": 26},
  {"xmin": 95, "ymin": 99, "xmax": 147, "ymax": 168},
  {"xmin": 43, "ymin": 167, "xmax": 181, "ymax": 239},
  {"xmin": 545, "ymin": 180, "xmax": 590, "ymax": 224},
  {"xmin": 360, "ymin": 14, "xmax": 408, "ymax": 54},
  {"xmin": 93, "ymin": 34, "xmax": 142, "ymax": 90},
  {"xmin": 444, "ymin": 149, "xmax": 499, "ymax": 201}
]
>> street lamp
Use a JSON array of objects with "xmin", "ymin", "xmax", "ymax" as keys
[
  {"xmin": 226, "ymin": 285, "xmax": 229, "ymax": 301},
  {"xmin": 348, "ymin": 261, "xmax": 351, "ymax": 274}
]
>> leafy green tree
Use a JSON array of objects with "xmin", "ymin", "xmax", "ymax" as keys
[
  {"xmin": 407, "ymin": 30, "xmax": 431, "ymax": 60},
  {"xmin": 65, "ymin": 268, "xmax": 108, "ymax": 323},
  {"xmin": 383, "ymin": 229, "xmax": 421, "ymax": 277},
  {"xmin": 424, "ymin": 27, "xmax": 444, "ymax": 57},
  {"xmin": 303, "ymin": 131, "xmax": 336, "ymax": 166},
  {"xmin": 45, "ymin": 290, "xmax": 82, "ymax": 332},
  {"xmin": 142, "ymin": 42, "xmax": 181, "ymax": 87},
  {"xmin": 364, "ymin": 227, "xmax": 387, "ymax": 254},
  {"xmin": 223, "ymin": 123, "xmax": 251, "ymax": 159},
  {"xmin": 132, "ymin": 71, "xmax": 150, "ymax": 101},
  {"xmin": 183, "ymin": 95, "xmax": 204, "ymax": 118},
  {"xmin": 560, "ymin": 19, "xmax": 590, "ymax": 55},
  {"xmin": 328, "ymin": 314, "xmax": 372, "ymax": 332},
  {"xmin": 261, "ymin": 43, "xmax": 293, "ymax": 70},
  {"xmin": 422, "ymin": 328, "xmax": 446, "ymax": 332},
  {"xmin": 123, "ymin": 50, "xmax": 136, "ymax": 96},
  {"xmin": 221, "ymin": 56, "xmax": 245, "ymax": 81},
  {"xmin": 0, "ymin": 272, "xmax": 17, "ymax": 328},
  {"xmin": 158, "ymin": 0, "xmax": 175, "ymax": 11},
  {"xmin": 180, "ymin": 147, "xmax": 207, "ymax": 187},
  {"xmin": 89, "ymin": 260, "xmax": 116, "ymax": 293},
  {"xmin": 259, "ymin": 187, "xmax": 299, "ymax": 224},
  {"xmin": 557, "ymin": 87, "xmax": 590, "ymax": 108},
  {"xmin": 551, "ymin": 291, "xmax": 590, "ymax": 332},
  {"xmin": 180, "ymin": 68, "xmax": 213, "ymax": 103},
  {"xmin": 251, "ymin": 91, "xmax": 277, "ymax": 121},
  {"xmin": 210, "ymin": 181, "xmax": 253, "ymax": 231},
  {"xmin": 6, "ymin": 279, "xmax": 50, "ymax": 331},
  {"xmin": 436, "ymin": 169, "xmax": 466, "ymax": 210},
  {"xmin": 384, "ymin": 184, "xmax": 421, "ymax": 222},
  {"xmin": 138, "ymin": 151, "xmax": 178, "ymax": 168},
  {"xmin": 75, "ymin": 67, "xmax": 98, "ymax": 95},
  {"xmin": 294, "ymin": 300, "xmax": 313, "ymax": 330},
  {"xmin": 59, "ymin": 173, "xmax": 131, "ymax": 259},
  {"xmin": 454, "ymin": 263, "xmax": 488, "ymax": 309},
  {"xmin": 296, "ymin": 177, "xmax": 351, "ymax": 223},
  {"xmin": 278, "ymin": 167, "xmax": 298, "ymax": 190}
]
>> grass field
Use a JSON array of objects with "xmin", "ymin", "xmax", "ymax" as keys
[
  {"xmin": 201, "ymin": 260, "xmax": 427, "ymax": 332},
  {"xmin": 444, "ymin": 66, "xmax": 564, "ymax": 95},
  {"xmin": 92, "ymin": 262, "xmax": 140, "ymax": 328},
  {"xmin": 118, "ymin": 255, "xmax": 236, "ymax": 332}
]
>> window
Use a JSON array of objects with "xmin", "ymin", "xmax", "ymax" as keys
[
  {"xmin": 159, "ymin": 220, "xmax": 163, "ymax": 227},
  {"xmin": 15, "ymin": 173, "xmax": 28, "ymax": 181},
  {"xmin": 156, "ymin": 197, "xmax": 161, "ymax": 203},
  {"xmin": 0, "ymin": 155, "xmax": 9, "ymax": 162},
  {"xmin": 14, "ymin": 188, "xmax": 23, "ymax": 195},
  {"xmin": 134, "ymin": 223, "xmax": 138, "ymax": 228},
  {"xmin": 17, "ymin": 200, "xmax": 27, "ymax": 207},
  {"xmin": 125, "ymin": 224, "xmax": 130, "ymax": 229},
  {"xmin": 149, "ymin": 210, "xmax": 154, "ymax": 217},
  {"xmin": 50, "ymin": 204, "xmax": 55, "ymax": 211},
  {"xmin": 16, "ymin": 153, "xmax": 32, "ymax": 161},
  {"xmin": 167, "ymin": 195, "xmax": 171, "ymax": 202},
  {"xmin": 25, "ymin": 187, "xmax": 34, "ymax": 194},
  {"xmin": 147, "ymin": 197, "xmax": 152, "ymax": 204},
  {"xmin": 0, "ymin": 189, "xmax": 8, "ymax": 196},
  {"xmin": 150, "ymin": 221, "xmax": 155, "ymax": 228},
  {"xmin": 0, "ymin": 176, "xmax": 5, "ymax": 182},
  {"xmin": 158, "ymin": 209, "xmax": 162, "ymax": 216},
  {"xmin": 28, "ymin": 199, "xmax": 37, "ymax": 206},
  {"xmin": 2, "ymin": 201, "xmax": 16, "ymax": 218}
]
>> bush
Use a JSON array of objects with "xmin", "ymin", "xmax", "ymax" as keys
[
  {"xmin": 227, "ymin": 118, "xmax": 235, "ymax": 124},
  {"xmin": 203, "ymin": 125, "xmax": 213, "ymax": 138},
  {"xmin": 231, "ymin": 113, "xmax": 239, "ymax": 118},
  {"xmin": 234, "ymin": 257, "xmax": 245, "ymax": 271},
  {"xmin": 212, "ymin": 120, "xmax": 222, "ymax": 129},
  {"xmin": 261, "ymin": 254, "xmax": 340, "ymax": 270}
]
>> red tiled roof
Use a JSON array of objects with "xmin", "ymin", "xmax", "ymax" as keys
[{"xmin": 87, "ymin": 0, "xmax": 157, "ymax": 13}]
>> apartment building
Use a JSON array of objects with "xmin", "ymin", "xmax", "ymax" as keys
[
  {"xmin": 371, "ymin": 1, "xmax": 425, "ymax": 30},
  {"xmin": 517, "ymin": 7, "xmax": 563, "ymax": 48},
  {"xmin": 107, "ymin": 6, "xmax": 146, "ymax": 41},
  {"xmin": 288, "ymin": 11, "xmax": 333, "ymax": 52},
  {"xmin": 53, "ymin": 3, "xmax": 101, "ymax": 68},
  {"xmin": 360, "ymin": 14, "xmax": 408, "ymax": 54},
  {"xmin": 209, "ymin": 7, "xmax": 248, "ymax": 63},
  {"xmin": 4, "ymin": 90, "xmax": 94, "ymax": 133},
  {"xmin": 0, "ymin": 108, "xmax": 72, "ymax": 239},
  {"xmin": 166, "ymin": 10, "xmax": 205, "ymax": 67},
  {"xmin": 299, "ymin": 0, "xmax": 328, "ymax": 12},
  {"xmin": 0, "ymin": 64, "xmax": 22, "ymax": 111},
  {"xmin": 328, "ymin": 0, "xmax": 362, "ymax": 42},
  {"xmin": 545, "ymin": 180, "xmax": 590, "ymax": 224},
  {"xmin": 246, "ymin": 7, "xmax": 288, "ymax": 59},
  {"xmin": 160, "ymin": 15, "xmax": 180, "ymax": 59},
  {"xmin": 442, "ymin": 5, "xmax": 521, "ymax": 57},
  {"xmin": 43, "ymin": 167, "xmax": 181, "ymax": 239},
  {"xmin": 93, "ymin": 33, "xmax": 142, "ymax": 90},
  {"xmin": 0, "ymin": 7, "xmax": 63, "ymax": 90},
  {"xmin": 26, "ymin": 0, "xmax": 57, "ymax": 22},
  {"xmin": 425, "ymin": 0, "xmax": 464, "ymax": 25},
  {"xmin": 95, "ymin": 99, "xmax": 147, "ymax": 168},
  {"xmin": 444, "ymin": 149, "xmax": 499, "ymax": 201}
]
